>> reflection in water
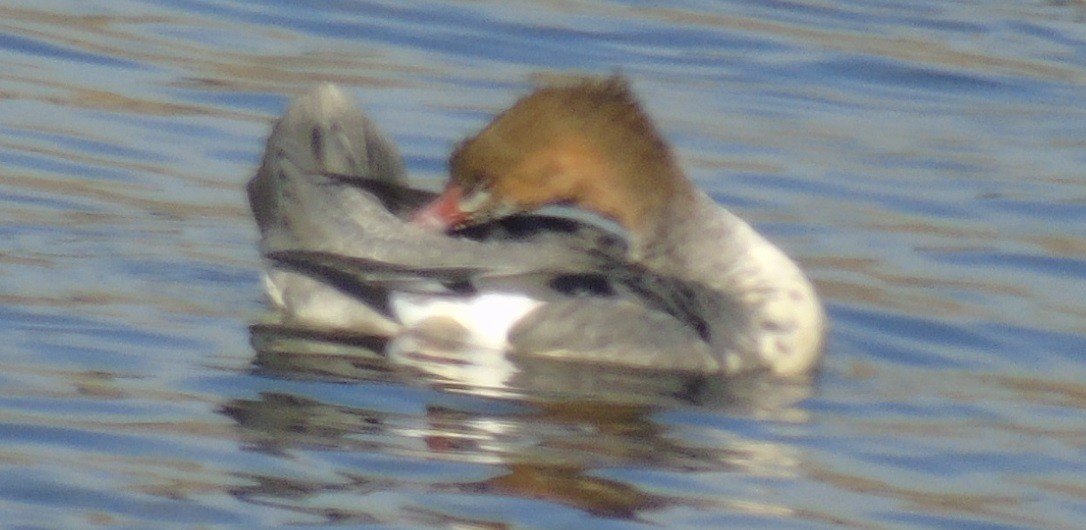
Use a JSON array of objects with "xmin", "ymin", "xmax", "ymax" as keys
[
  {"xmin": 224, "ymin": 327, "xmax": 815, "ymax": 522},
  {"xmin": 485, "ymin": 464, "xmax": 670, "ymax": 519}
]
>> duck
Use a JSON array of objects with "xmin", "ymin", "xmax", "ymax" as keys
[{"xmin": 249, "ymin": 77, "xmax": 826, "ymax": 378}]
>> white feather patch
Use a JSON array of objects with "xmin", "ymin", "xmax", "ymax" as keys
[{"xmin": 389, "ymin": 291, "xmax": 544, "ymax": 350}]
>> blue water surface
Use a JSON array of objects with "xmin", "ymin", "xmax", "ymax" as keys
[{"xmin": 0, "ymin": 0, "xmax": 1084, "ymax": 528}]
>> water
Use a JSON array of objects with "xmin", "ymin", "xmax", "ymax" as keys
[{"xmin": 2, "ymin": 0, "xmax": 1085, "ymax": 527}]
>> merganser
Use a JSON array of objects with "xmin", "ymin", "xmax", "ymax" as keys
[{"xmin": 249, "ymin": 77, "xmax": 826, "ymax": 377}]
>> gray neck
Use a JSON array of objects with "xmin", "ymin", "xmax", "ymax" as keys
[{"xmin": 632, "ymin": 190, "xmax": 825, "ymax": 375}]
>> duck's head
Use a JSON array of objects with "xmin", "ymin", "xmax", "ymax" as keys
[{"xmin": 414, "ymin": 76, "xmax": 691, "ymax": 234}]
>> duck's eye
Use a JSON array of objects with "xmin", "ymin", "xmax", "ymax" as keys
[{"xmin": 467, "ymin": 170, "xmax": 494, "ymax": 193}]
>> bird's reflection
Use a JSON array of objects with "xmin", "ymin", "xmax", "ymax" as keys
[{"xmin": 222, "ymin": 324, "xmax": 815, "ymax": 522}]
